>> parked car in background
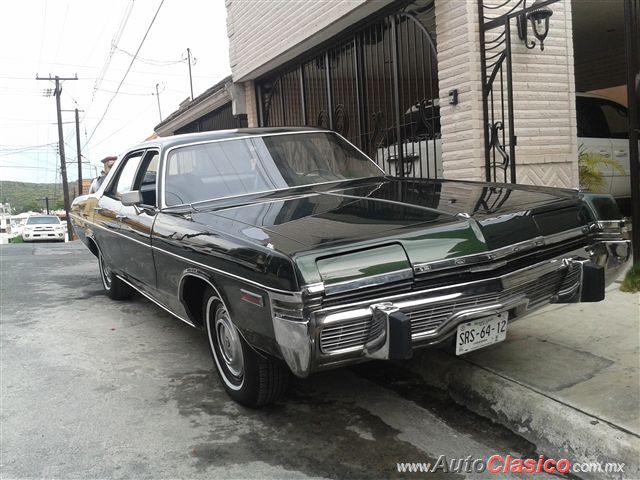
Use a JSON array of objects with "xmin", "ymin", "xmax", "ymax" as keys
[
  {"xmin": 70, "ymin": 128, "xmax": 630, "ymax": 407},
  {"xmin": 377, "ymin": 93, "xmax": 633, "ymax": 206},
  {"xmin": 22, "ymin": 215, "xmax": 65, "ymax": 242},
  {"xmin": 576, "ymin": 93, "xmax": 633, "ymax": 204}
]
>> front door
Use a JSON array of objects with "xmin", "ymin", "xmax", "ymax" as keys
[
  {"xmin": 95, "ymin": 151, "xmax": 144, "ymax": 269},
  {"xmin": 118, "ymin": 149, "xmax": 159, "ymax": 289}
]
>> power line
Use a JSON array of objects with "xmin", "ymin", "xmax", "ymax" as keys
[
  {"xmin": 84, "ymin": 0, "xmax": 165, "ymax": 150},
  {"xmin": 113, "ymin": 46, "xmax": 185, "ymax": 66},
  {"xmin": 92, "ymin": 0, "xmax": 135, "ymax": 100}
]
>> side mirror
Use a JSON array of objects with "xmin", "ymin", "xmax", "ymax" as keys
[{"xmin": 121, "ymin": 190, "xmax": 142, "ymax": 206}]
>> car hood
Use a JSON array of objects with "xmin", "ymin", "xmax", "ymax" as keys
[{"xmin": 192, "ymin": 178, "xmax": 589, "ymax": 286}]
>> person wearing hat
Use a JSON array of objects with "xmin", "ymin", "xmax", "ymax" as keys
[{"xmin": 89, "ymin": 156, "xmax": 117, "ymax": 194}]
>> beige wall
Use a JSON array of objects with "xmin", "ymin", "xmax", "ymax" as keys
[
  {"xmin": 227, "ymin": 0, "xmax": 380, "ymax": 81},
  {"xmin": 435, "ymin": 0, "xmax": 486, "ymax": 181},
  {"xmin": 435, "ymin": 0, "xmax": 578, "ymax": 188}
]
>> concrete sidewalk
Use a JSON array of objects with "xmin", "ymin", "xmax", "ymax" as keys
[{"xmin": 405, "ymin": 277, "xmax": 639, "ymax": 479}]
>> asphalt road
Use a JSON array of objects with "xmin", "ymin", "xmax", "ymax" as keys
[{"xmin": 1, "ymin": 242, "xmax": 554, "ymax": 479}]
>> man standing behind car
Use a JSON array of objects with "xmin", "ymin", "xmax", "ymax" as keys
[{"xmin": 89, "ymin": 156, "xmax": 117, "ymax": 194}]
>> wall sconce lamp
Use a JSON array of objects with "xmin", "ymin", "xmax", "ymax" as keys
[{"xmin": 517, "ymin": 0, "xmax": 553, "ymax": 51}]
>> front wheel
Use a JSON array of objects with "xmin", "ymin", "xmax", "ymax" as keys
[
  {"xmin": 98, "ymin": 251, "xmax": 134, "ymax": 300},
  {"xmin": 203, "ymin": 289, "xmax": 289, "ymax": 407}
]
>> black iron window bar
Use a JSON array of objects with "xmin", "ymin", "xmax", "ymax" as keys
[{"xmin": 256, "ymin": 0, "xmax": 441, "ymax": 180}]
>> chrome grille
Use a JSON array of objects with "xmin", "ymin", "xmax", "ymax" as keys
[{"xmin": 319, "ymin": 263, "xmax": 580, "ymax": 354}]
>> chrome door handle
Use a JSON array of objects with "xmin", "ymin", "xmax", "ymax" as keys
[
  {"xmin": 115, "ymin": 214, "xmax": 127, "ymax": 221},
  {"xmin": 614, "ymin": 150, "xmax": 628, "ymax": 157},
  {"xmin": 93, "ymin": 207, "xmax": 103, "ymax": 212}
]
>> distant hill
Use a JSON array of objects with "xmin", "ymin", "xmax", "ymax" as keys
[{"xmin": 0, "ymin": 181, "xmax": 65, "ymax": 214}]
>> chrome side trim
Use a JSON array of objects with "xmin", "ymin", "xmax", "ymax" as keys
[
  {"xmin": 303, "ymin": 282, "xmax": 325, "ymax": 295},
  {"xmin": 115, "ymin": 274, "xmax": 195, "ymax": 328},
  {"xmin": 69, "ymin": 213, "xmax": 151, "ymax": 249},
  {"xmin": 273, "ymin": 316, "xmax": 313, "ymax": 378},
  {"xmin": 413, "ymin": 226, "xmax": 587, "ymax": 274},
  {"xmin": 152, "ymin": 245, "xmax": 299, "ymax": 295},
  {"xmin": 323, "ymin": 269, "xmax": 413, "ymax": 295},
  {"xmin": 69, "ymin": 213, "xmax": 302, "ymax": 295}
]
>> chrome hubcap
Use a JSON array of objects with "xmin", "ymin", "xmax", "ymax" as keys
[{"xmin": 215, "ymin": 308, "xmax": 244, "ymax": 378}]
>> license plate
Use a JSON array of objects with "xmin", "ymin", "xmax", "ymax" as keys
[{"xmin": 455, "ymin": 313, "xmax": 508, "ymax": 355}]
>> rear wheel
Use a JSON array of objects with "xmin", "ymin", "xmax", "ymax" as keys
[
  {"xmin": 98, "ymin": 251, "xmax": 134, "ymax": 300},
  {"xmin": 203, "ymin": 288, "xmax": 289, "ymax": 407}
]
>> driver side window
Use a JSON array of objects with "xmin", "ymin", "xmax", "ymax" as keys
[
  {"xmin": 108, "ymin": 152, "xmax": 144, "ymax": 199},
  {"xmin": 134, "ymin": 151, "xmax": 159, "ymax": 207}
]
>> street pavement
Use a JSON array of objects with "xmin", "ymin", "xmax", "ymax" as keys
[{"xmin": 1, "ymin": 242, "xmax": 560, "ymax": 479}]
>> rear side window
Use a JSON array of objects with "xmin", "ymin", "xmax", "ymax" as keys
[
  {"xmin": 576, "ymin": 97, "xmax": 609, "ymax": 138},
  {"xmin": 600, "ymin": 101, "xmax": 628, "ymax": 139}
]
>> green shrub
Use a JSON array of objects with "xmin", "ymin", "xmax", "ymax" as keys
[
  {"xmin": 10, "ymin": 235, "xmax": 24, "ymax": 244},
  {"xmin": 578, "ymin": 150, "xmax": 625, "ymax": 192},
  {"xmin": 621, "ymin": 263, "xmax": 640, "ymax": 293}
]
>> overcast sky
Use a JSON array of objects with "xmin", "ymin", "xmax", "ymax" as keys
[{"xmin": 0, "ymin": 0, "xmax": 230, "ymax": 184}]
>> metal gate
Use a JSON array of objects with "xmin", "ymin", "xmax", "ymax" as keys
[
  {"xmin": 478, "ymin": 0, "xmax": 560, "ymax": 183},
  {"xmin": 256, "ymin": 0, "xmax": 440, "ymax": 179}
]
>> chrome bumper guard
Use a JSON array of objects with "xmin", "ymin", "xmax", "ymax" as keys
[{"xmin": 272, "ymin": 239, "xmax": 631, "ymax": 378}]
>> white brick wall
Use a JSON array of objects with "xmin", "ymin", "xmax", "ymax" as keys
[
  {"xmin": 227, "ymin": 0, "xmax": 376, "ymax": 81},
  {"xmin": 435, "ymin": 0, "xmax": 486, "ymax": 181},
  {"xmin": 510, "ymin": 1, "xmax": 579, "ymax": 188},
  {"xmin": 435, "ymin": 0, "xmax": 578, "ymax": 188}
]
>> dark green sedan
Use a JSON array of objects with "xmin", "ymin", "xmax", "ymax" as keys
[{"xmin": 70, "ymin": 128, "xmax": 631, "ymax": 407}]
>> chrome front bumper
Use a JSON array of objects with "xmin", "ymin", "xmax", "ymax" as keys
[{"xmin": 272, "ymin": 239, "xmax": 631, "ymax": 378}]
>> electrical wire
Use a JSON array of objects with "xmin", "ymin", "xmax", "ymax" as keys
[
  {"xmin": 92, "ymin": 0, "xmax": 135, "ymax": 100},
  {"xmin": 83, "ymin": 0, "xmax": 165, "ymax": 150},
  {"xmin": 113, "ymin": 46, "xmax": 185, "ymax": 66}
]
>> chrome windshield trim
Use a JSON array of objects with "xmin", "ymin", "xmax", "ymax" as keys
[{"xmin": 160, "ymin": 130, "xmax": 384, "ymax": 209}]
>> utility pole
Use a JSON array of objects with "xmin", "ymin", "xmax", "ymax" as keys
[
  {"xmin": 37, "ymin": 74, "xmax": 77, "ymax": 241},
  {"xmin": 155, "ymin": 83, "xmax": 162, "ymax": 121},
  {"xmin": 37, "ymin": 197, "xmax": 50, "ymax": 214},
  {"xmin": 75, "ymin": 108, "xmax": 83, "ymax": 196},
  {"xmin": 186, "ymin": 48, "xmax": 194, "ymax": 99}
]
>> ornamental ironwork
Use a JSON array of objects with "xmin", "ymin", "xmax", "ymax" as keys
[
  {"xmin": 257, "ymin": 0, "xmax": 440, "ymax": 180},
  {"xmin": 478, "ymin": 0, "xmax": 560, "ymax": 183}
]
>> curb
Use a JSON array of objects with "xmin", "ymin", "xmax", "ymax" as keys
[{"xmin": 403, "ymin": 350, "xmax": 640, "ymax": 480}]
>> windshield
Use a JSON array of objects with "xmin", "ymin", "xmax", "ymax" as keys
[
  {"xmin": 164, "ymin": 132, "xmax": 383, "ymax": 206},
  {"xmin": 26, "ymin": 216, "xmax": 61, "ymax": 225}
]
